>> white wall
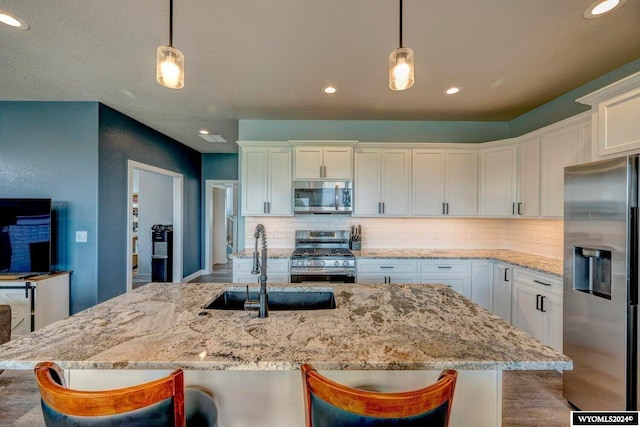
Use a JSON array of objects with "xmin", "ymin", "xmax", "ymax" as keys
[
  {"xmin": 242, "ymin": 217, "xmax": 563, "ymax": 260},
  {"xmin": 137, "ymin": 170, "xmax": 173, "ymax": 279}
]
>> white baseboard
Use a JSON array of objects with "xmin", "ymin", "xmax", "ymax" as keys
[{"xmin": 182, "ymin": 270, "xmax": 205, "ymax": 283}]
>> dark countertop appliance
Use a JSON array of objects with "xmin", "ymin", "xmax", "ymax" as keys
[{"xmin": 290, "ymin": 230, "xmax": 355, "ymax": 283}]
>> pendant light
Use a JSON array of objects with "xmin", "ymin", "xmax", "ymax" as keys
[
  {"xmin": 389, "ymin": 0, "xmax": 414, "ymax": 91},
  {"xmin": 157, "ymin": 0, "xmax": 184, "ymax": 89}
]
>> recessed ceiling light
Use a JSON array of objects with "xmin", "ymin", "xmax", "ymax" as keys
[
  {"xmin": 0, "ymin": 10, "xmax": 30, "ymax": 30},
  {"xmin": 445, "ymin": 87, "xmax": 461, "ymax": 95},
  {"xmin": 199, "ymin": 129, "xmax": 209, "ymax": 135},
  {"xmin": 584, "ymin": 0, "xmax": 626, "ymax": 18},
  {"xmin": 323, "ymin": 86, "xmax": 338, "ymax": 94}
]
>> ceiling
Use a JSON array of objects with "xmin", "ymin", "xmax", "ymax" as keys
[{"xmin": 1, "ymin": 1, "xmax": 639, "ymax": 153}]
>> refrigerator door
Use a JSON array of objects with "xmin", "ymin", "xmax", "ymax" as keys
[{"xmin": 563, "ymin": 155, "xmax": 636, "ymax": 410}]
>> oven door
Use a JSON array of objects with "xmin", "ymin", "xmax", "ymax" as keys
[{"xmin": 290, "ymin": 267, "xmax": 355, "ymax": 283}]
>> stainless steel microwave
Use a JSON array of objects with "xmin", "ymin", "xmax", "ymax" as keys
[{"xmin": 293, "ymin": 181, "xmax": 352, "ymax": 214}]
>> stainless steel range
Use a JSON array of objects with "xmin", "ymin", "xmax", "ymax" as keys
[{"xmin": 290, "ymin": 230, "xmax": 356, "ymax": 283}]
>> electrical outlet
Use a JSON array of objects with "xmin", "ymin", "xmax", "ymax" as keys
[{"xmin": 76, "ymin": 231, "xmax": 87, "ymax": 243}]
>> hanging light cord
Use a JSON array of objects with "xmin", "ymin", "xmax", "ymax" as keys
[
  {"xmin": 399, "ymin": 0, "xmax": 403, "ymax": 48},
  {"xmin": 169, "ymin": 0, "xmax": 174, "ymax": 47}
]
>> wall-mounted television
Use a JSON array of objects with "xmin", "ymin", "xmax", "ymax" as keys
[{"xmin": 0, "ymin": 198, "xmax": 52, "ymax": 275}]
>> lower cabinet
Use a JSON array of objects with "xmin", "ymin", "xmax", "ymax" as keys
[
  {"xmin": 419, "ymin": 260, "xmax": 471, "ymax": 299},
  {"xmin": 492, "ymin": 263, "xmax": 512, "ymax": 322},
  {"xmin": 232, "ymin": 258, "xmax": 290, "ymax": 284},
  {"xmin": 0, "ymin": 272, "xmax": 70, "ymax": 339},
  {"xmin": 356, "ymin": 259, "xmax": 419, "ymax": 284},
  {"xmin": 470, "ymin": 261, "xmax": 493, "ymax": 312},
  {"xmin": 511, "ymin": 268, "xmax": 563, "ymax": 352}
]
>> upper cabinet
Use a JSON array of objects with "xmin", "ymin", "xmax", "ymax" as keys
[
  {"xmin": 516, "ymin": 136, "xmax": 541, "ymax": 218},
  {"xmin": 354, "ymin": 147, "xmax": 411, "ymax": 216},
  {"xmin": 478, "ymin": 143, "xmax": 519, "ymax": 216},
  {"xmin": 412, "ymin": 149, "xmax": 477, "ymax": 216},
  {"xmin": 292, "ymin": 143, "xmax": 354, "ymax": 180},
  {"xmin": 577, "ymin": 71, "xmax": 640, "ymax": 160},
  {"xmin": 239, "ymin": 143, "xmax": 293, "ymax": 216}
]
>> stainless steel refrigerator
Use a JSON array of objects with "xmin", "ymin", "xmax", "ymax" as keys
[{"xmin": 564, "ymin": 155, "xmax": 639, "ymax": 410}]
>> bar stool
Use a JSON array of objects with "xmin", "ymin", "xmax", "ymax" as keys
[
  {"xmin": 301, "ymin": 364, "xmax": 457, "ymax": 427},
  {"xmin": 34, "ymin": 361, "xmax": 218, "ymax": 427}
]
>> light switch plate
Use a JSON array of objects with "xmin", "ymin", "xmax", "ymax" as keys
[{"xmin": 76, "ymin": 231, "xmax": 88, "ymax": 243}]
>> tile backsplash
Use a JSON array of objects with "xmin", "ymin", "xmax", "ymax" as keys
[{"xmin": 243, "ymin": 216, "xmax": 563, "ymax": 260}]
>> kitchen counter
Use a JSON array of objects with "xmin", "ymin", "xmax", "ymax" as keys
[
  {"xmin": 0, "ymin": 282, "xmax": 569, "ymax": 371},
  {"xmin": 0, "ymin": 282, "xmax": 569, "ymax": 426},
  {"xmin": 232, "ymin": 248, "xmax": 563, "ymax": 276}
]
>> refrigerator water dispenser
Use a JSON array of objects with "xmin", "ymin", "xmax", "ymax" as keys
[{"xmin": 573, "ymin": 247, "xmax": 612, "ymax": 299}]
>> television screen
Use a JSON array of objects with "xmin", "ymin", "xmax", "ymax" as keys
[{"xmin": 0, "ymin": 198, "xmax": 52, "ymax": 274}]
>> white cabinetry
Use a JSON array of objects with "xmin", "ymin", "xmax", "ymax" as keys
[
  {"xmin": 240, "ymin": 144, "xmax": 292, "ymax": 216},
  {"xmin": 293, "ymin": 145, "xmax": 353, "ymax": 180},
  {"xmin": 412, "ymin": 149, "xmax": 478, "ymax": 216},
  {"xmin": 540, "ymin": 125, "xmax": 580, "ymax": 218},
  {"xmin": 577, "ymin": 71, "xmax": 640, "ymax": 159},
  {"xmin": 511, "ymin": 268, "xmax": 562, "ymax": 351},
  {"xmin": 0, "ymin": 272, "xmax": 70, "ymax": 339},
  {"xmin": 356, "ymin": 259, "xmax": 419, "ymax": 284},
  {"xmin": 479, "ymin": 143, "xmax": 518, "ymax": 216},
  {"xmin": 516, "ymin": 136, "xmax": 541, "ymax": 217},
  {"xmin": 354, "ymin": 148, "xmax": 411, "ymax": 216},
  {"xmin": 420, "ymin": 260, "xmax": 471, "ymax": 298},
  {"xmin": 470, "ymin": 261, "xmax": 493, "ymax": 312},
  {"xmin": 492, "ymin": 263, "xmax": 512, "ymax": 322},
  {"xmin": 232, "ymin": 258, "xmax": 290, "ymax": 284}
]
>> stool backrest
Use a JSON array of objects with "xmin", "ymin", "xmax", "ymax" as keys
[
  {"xmin": 34, "ymin": 361, "xmax": 185, "ymax": 427},
  {"xmin": 301, "ymin": 364, "xmax": 457, "ymax": 427}
]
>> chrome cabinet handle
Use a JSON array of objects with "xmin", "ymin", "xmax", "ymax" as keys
[
  {"xmin": 534, "ymin": 279, "xmax": 551, "ymax": 287},
  {"xmin": 335, "ymin": 184, "xmax": 339, "ymax": 210}
]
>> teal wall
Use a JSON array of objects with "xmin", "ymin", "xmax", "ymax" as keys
[{"xmin": 0, "ymin": 102, "xmax": 100, "ymax": 313}]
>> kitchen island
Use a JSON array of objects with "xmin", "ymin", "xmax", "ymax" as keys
[{"xmin": 0, "ymin": 282, "xmax": 570, "ymax": 426}]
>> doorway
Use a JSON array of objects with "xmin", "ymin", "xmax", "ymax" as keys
[
  {"xmin": 204, "ymin": 180, "xmax": 238, "ymax": 274},
  {"xmin": 127, "ymin": 161, "xmax": 184, "ymax": 291}
]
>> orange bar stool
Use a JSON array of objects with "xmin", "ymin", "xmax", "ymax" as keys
[{"xmin": 34, "ymin": 361, "xmax": 218, "ymax": 426}]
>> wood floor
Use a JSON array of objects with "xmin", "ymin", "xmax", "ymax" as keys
[{"xmin": 0, "ymin": 369, "xmax": 571, "ymax": 426}]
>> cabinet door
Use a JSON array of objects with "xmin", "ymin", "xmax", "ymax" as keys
[
  {"xmin": 241, "ymin": 148, "xmax": 268, "ymax": 216},
  {"xmin": 411, "ymin": 150, "xmax": 445, "ymax": 215},
  {"xmin": 479, "ymin": 145, "xmax": 518, "ymax": 216},
  {"xmin": 323, "ymin": 147, "xmax": 352, "ymax": 180},
  {"xmin": 471, "ymin": 261, "xmax": 493, "ymax": 312},
  {"xmin": 517, "ymin": 136, "xmax": 541, "ymax": 217},
  {"xmin": 294, "ymin": 146, "xmax": 323, "ymax": 180},
  {"xmin": 492, "ymin": 263, "xmax": 512, "ymax": 323},
  {"xmin": 541, "ymin": 125, "xmax": 579, "ymax": 217},
  {"xmin": 0, "ymin": 287, "xmax": 31, "ymax": 337},
  {"xmin": 512, "ymin": 281, "xmax": 543, "ymax": 342},
  {"xmin": 380, "ymin": 150, "xmax": 411, "ymax": 216},
  {"xmin": 354, "ymin": 150, "xmax": 381, "ymax": 215},
  {"xmin": 268, "ymin": 149, "xmax": 292, "ymax": 215},
  {"xmin": 540, "ymin": 292, "xmax": 563, "ymax": 352},
  {"xmin": 445, "ymin": 150, "xmax": 478, "ymax": 216},
  {"xmin": 422, "ymin": 275, "xmax": 470, "ymax": 298}
]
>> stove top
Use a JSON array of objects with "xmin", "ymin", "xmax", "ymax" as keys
[{"xmin": 292, "ymin": 247, "xmax": 354, "ymax": 258}]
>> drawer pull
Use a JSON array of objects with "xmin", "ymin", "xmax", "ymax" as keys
[
  {"xmin": 533, "ymin": 279, "xmax": 551, "ymax": 287},
  {"xmin": 437, "ymin": 266, "xmax": 452, "ymax": 269},
  {"xmin": 380, "ymin": 266, "xmax": 394, "ymax": 269}
]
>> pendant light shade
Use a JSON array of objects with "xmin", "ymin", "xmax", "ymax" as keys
[
  {"xmin": 157, "ymin": 0, "xmax": 184, "ymax": 89},
  {"xmin": 157, "ymin": 45, "xmax": 184, "ymax": 89},
  {"xmin": 389, "ymin": 0, "xmax": 414, "ymax": 91}
]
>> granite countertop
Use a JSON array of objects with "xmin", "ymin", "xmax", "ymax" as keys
[
  {"xmin": 232, "ymin": 249, "xmax": 563, "ymax": 276},
  {"xmin": 0, "ymin": 282, "xmax": 571, "ymax": 372}
]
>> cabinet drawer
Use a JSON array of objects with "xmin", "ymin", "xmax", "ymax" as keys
[
  {"xmin": 420, "ymin": 260, "xmax": 471, "ymax": 274},
  {"xmin": 357, "ymin": 273, "xmax": 420, "ymax": 284},
  {"xmin": 513, "ymin": 268, "xmax": 562, "ymax": 296},
  {"xmin": 233, "ymin": 259, "xmax": 290, "ymax": 274},
  {"xmin": 356, "ymin": 259, "xmax": 418, "ymax": 274}
]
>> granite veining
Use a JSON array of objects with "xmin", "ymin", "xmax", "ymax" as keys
[
  {"xmin": 233, "ymin": 249, "xmax": 563, "ymax": 276},
  {"xmin": 0, "ymin": 282, "xmax": 570, "ymax": 372}
]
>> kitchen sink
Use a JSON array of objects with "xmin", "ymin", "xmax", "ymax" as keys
[{"xmin": 204, "ymin": 287, "xmax": 336, "ymax": 311}]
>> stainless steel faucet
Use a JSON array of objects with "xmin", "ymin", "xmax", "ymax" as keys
[{"xmin": 245, "ymin": 224, "xmax": 268, "ymax": 317}]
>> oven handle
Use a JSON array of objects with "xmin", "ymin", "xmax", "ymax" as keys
[{"xmin": 289, "ymin": 268, "xmax": 355, "ymax": 275}]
